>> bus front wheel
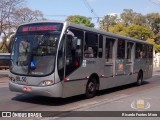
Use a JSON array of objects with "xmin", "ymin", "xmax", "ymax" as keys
[
  {"xmin": 85, "ymin": 77, "xmax": 97, "ymax": 98},
  {"xmin": 137, "ymin": 71, "xmax": 143, "ymax": 86}
]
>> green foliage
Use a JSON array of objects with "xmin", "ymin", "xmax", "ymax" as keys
[
  {"xmin": 155, "ymin": 34, "xmax": 160, "ymax": 45},
  {"xmin": 99, "ymin": 9, "xmax": 160, "ymax": 53},
  {"xmin": 127, "ymin": 24, "xmax": 154, "ymax": 40},
  {"xmin": 109, "ymin": 23, "xmax": 128, "ymax": 36},
  {"xmin": 146, "ymin": 13, "xmax": 160, "ymax": 34},
  {"xmin": 99, "ymin": 14, "xmax": 120, "ymax": 31},
  {"xmin": 120, "ymin": 9, "xmax": 137, "ymax": 26},
  {"xmin": 146, "ymin": 38, "xmax": 160, "ymax": 53},
  {"xmin": 66, "ymin": 15, "xmax": 95, "ymax": 27}
]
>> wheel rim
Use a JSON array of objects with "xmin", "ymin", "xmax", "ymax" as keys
[
  {"xmin": 87, "ymin": 81, "xmax": 96, "ymax": 95},
  {"xmin": 138, "ymin": 78, "xmax": 142, "ymax": 84},
  {"xmin": 138, "ymin": 73, "xmax": 142, "ymax": 85}
]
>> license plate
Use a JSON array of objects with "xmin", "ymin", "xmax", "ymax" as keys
[{"xmin": 15, "ymin": 76, "xmax": 27, "ymax": 83}]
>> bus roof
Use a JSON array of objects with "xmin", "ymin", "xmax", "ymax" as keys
[
  {"xmin": 18, "ymin": 20, "xmax": 153, "ymax": 45},
  {"xmin": 65, "ymin": 21, "xmax": 153, "ymax": 45}
]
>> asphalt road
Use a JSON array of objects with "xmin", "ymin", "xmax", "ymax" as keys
[{"xmin": 0, "ymin": 71, "xmax": 160, "ymax": 120}]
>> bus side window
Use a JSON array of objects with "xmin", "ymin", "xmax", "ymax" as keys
[
  {"xmin": 148, "ymin": 45, "xmax": 153, "ymax": 58},
  {"xmin": 127, "ymin": 42, "xmax": 133, "ymax": 62},
  {"xmin": 135, "ymin": 43, "xmax": 143, "ymax": 59},
  {"xmin": 117, "ymin": 39, "xmax": 125, "ymax": 59},
  {"xmin": 142, "ymin": 44, "xmax": 147, "ymax": 58},
  {"xmin": 84, "ymin": 32, "xmax": 98, "ymax": 58},
  {"xmin": 105, "ymin": 37, "xmax": 114, "ymax": 62}
]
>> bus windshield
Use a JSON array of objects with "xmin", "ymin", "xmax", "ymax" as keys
[{"xmin": 10, "ymin": 23, "xmax": 63, "ymax": 76}]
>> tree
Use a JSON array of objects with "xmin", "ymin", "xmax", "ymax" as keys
[
  {"xmin": 146, "ymin": 38, "xmax": 160, "ymax": 53},
  {"xmin": 0, "ymin": 0, "xmax": 44, "ymax": 53},
  {"xmin": 108, "ymin": 23, "xmax": 128, "ymax": 36},
  {"xmin": 155, "ymin": 33, "xmax": 160, "ymax": 45},
  {"xmin": 99, "ymin": 14, "xmax": 120, "ymax": 31},
  {"xmin": 146, "ymin": 13, "xmax": 160, "ymax": 34},
  {"xmin": 66, "ymin": 15, "xmax": 94, "ymax": 27},
  {"xmin": 120, "ymin": 9, "xmax": 137, "ymax": 26},
  {"xmin": 127, "ymin": 24, "xmax": 154, "ymax": 40},
  {"xmin": 0, "ymin": 0, "xmax": 24, "ymax": 52},
  {"xmin": 12, "ymin": 7, "xmax": 43, "ymax": 26},
  {"xmin": 0, "ymin": 0, "xmax": 24, "ymax": 31},
  {"xmin": 133, "ymin": 13, "xmax": 146, "ymax": 26}
]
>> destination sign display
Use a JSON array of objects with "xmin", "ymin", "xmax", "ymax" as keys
[
  {"xmin": 22, "ymin": 25, "xmax": 57, "ymax": 32},
  {"xmin": 17, "ymin": 23, "xmax": 63, "ymax": 33}
]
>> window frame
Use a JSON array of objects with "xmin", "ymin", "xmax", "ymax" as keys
[
  {"xmin": 84, "ymin": 31, "xmax": 98, "ymax": 58},
  {"xmin": 117, "ymin": 39, "xmax": 126, "ymax": 59},
  {"xmin": 98, "ymin": 35, "xmax": 103, "ymax": 58}
]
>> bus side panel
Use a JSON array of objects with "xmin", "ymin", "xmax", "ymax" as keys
[
  {"xmin": 134, "ymin": 59, "xmax": 148, "ymax": 79},
  {"xmin": 99, "ymin": 77, "xmax": 115, "ymax": 90},
  {"xmin": 147, "ymin": 64, "xmax": 153, "ymax": 78},
  {"xmin": 62, "ymin": 80, "xmax": 87, "ymax": 98},
  {"xmin": 62, "ymin": 58, "xmax": 104, "ymax": 98},
  {"xmin": 146, "ymin": 58, "xmax": 153, "ymax": 79}
]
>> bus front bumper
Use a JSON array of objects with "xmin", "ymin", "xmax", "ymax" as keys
[{"xmin": 9, "ymin": 81, "xmax": 63, "ymax": 98}]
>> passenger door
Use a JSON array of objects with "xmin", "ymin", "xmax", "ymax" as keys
[
  {"xmin": 125, "ymin": 42, "xmax": 134, "ymax": 75},
  {"xmin": 64, "ymin": 29, "xmax": 83, "ymax": 77},
  {"xmin": 115, "ymin": 39, "xmax": 126, "ymax": 75},
  {"xmin": 104, "ymin": 37, "xmax": 116, "ymax": 78}
]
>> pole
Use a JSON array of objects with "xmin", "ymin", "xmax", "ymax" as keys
[{"xmin": 106, "ymin": 15, "xmax": 109, "ymax": 32}]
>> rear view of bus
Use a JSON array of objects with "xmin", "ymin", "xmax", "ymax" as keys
[{"xmin": 9, "ymin": 22, "xmax": 64, "ymax": 97}]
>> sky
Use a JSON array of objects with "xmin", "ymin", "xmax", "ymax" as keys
[
  {"xmin": 0, "ymin": 0, "xmax": 160, "ymax": 42},
  {"xmin": 26, "ymin": 0, "xmax": 160, "ymax": 25}
]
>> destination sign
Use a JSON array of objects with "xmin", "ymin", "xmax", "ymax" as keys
[
  {"xmin": 22, "ymin": 25, "xmax": 57, "ymax": 32},
  {"xmin": 17, "ymin": 23, "xmax": 63, "ymax": 33}
]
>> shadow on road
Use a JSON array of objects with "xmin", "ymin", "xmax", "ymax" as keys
[
  {"xmin": 97, "ymin": 81, "xmax": 149, "ymax": 96},
  {"xmin": 12, "ymin": 94, "xmax": 85, "ymax": 106},
  {"xmin": 11, "ymin": 81, "xmax": 150, "ymax": 106}
]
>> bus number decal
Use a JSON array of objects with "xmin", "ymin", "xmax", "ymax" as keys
[
  {"xmin": 82, "ymin": 60, "xmax": 86, "ymax": 67},
  {"xmin": 87, "ymin": 60, "xmax": 96, "ymax": 65},
  {"xmin": 82, "ymin": 60, "xmax": 96, "ymax": 67}
]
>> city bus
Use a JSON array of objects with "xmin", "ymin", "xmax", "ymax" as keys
[{"xmin": 9, "ymin": 21, "xmax": 153, "ymax": 98}]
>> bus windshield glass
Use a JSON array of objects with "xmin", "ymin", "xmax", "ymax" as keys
[{"xmin": 10, "ymin": 23, "xmax": 63, "ymax": 76}]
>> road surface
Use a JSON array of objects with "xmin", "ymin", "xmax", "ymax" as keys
[{"xmin": 0, "ymin": 71, "xmax": 160, "ymax": 120}]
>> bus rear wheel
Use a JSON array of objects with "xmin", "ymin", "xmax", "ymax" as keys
[
  {"xmin": 85, "ymin": 77, "xmax": 97, "ymax": 98},
  {"xmin": 137, "ymin": 71, "xmax": 143, "ymax": 86}
]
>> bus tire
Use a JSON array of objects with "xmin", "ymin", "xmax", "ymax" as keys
[
  {"xmin": 85, "ymin": 77, "xmax": 97, "ymax": 98},
  {"xmin": 137, "ymin": 71, "xmax": 143, "ymax": 86}
]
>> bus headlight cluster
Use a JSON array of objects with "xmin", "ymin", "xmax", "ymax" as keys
[{"xmin": 40, "ymin": 80, "xmax": 54, "ymax": 86}]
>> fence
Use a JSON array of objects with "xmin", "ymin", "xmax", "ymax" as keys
[{"xmin": 0, "ymin": 53, "xmax": 10, "ymax": 70}]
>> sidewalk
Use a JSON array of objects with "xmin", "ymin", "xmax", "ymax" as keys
[
  {"xmin": 0, "ymin": 76, "xmax": 9, "ymax": 83},
  {"xmin": 153, "ymin": 67, "xmax": 160, "ymax": 72},
  {"xmin": 0, "ymin": 70, "xmax": 9, "ymax": 83}
]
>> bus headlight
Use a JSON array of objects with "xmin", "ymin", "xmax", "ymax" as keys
[{"xmin": 40, "ymin": 80, "xmax": 54, "ymax": 86}]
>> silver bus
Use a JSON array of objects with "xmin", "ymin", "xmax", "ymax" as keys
[{"xmin": 9, "ymin": 21, "xmax": 153, "ymax": 98}]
